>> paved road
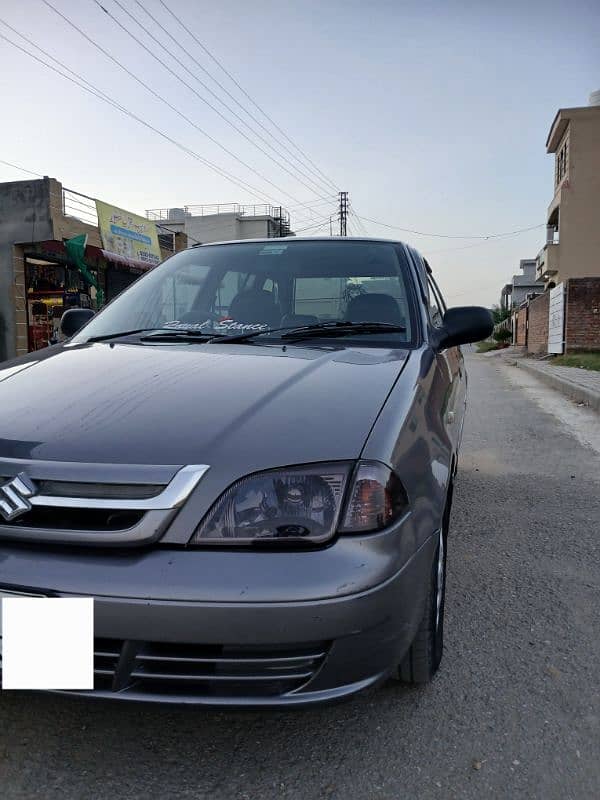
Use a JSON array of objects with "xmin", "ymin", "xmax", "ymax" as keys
[{"xmin": 1, "ymin": 352, "xmax": 599, "ymax": 799}]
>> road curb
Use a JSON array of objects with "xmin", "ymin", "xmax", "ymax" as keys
[{"xmin": 516, "ymin": 360, "xmax": 600, "ymax": 413}]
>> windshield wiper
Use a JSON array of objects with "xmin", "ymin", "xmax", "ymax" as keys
[
  {"xmin": 87, "ymin": 327, "xmax": 225, "ymax": 344},
  {"xmin": 88, "ymin": 322, "xmax": 406, "ymax": 346},
  {"xmin": 140, "ymin": 329, "xmax": 218, "ymax": 342},
  {"xmin": 281, "ymin": 321, "xmax": 406, "ymax": 341},
  {"xmin": 86, "ymin": 328, "xmax": 167, "ymax": 343},
  {"xmin": 211, "ymin": 321, "xmax": 406, "ymax": 344}
]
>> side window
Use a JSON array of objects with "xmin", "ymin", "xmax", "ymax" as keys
[
  {"xmin": 426, "ymin": 276, "xmax": 445, "ymax": 328},
  {"xmin": 411, "ymin": 253, "xmax": 443, "ymax": 329}
]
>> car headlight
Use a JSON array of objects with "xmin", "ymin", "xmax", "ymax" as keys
[{"xmin": 190, "ymin": 461, "xmax": 409, "ymax": 545}]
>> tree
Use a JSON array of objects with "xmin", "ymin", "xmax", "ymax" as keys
[
  {"xmin": 492, "ymin": 327, "xmax": 512, "ymax": 344},
  {"xmin": 491, "ymin": 304, "xmax": 510, "ymax": 325}
]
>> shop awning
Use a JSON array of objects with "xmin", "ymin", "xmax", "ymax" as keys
[
  {"xmin": 99, "ymin": 249, "xmax": 155, "ymax": 272},
  {"xmin": 25, "ymin": 240, "xmax": 156, "ymax": 273}
]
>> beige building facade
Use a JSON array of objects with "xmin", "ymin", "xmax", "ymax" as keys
[{"xmin": 537, "ymin": 96, "xmax": 600, "ymax": 284}]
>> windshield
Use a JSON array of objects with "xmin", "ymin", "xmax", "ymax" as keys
[{"xmin": 72, "ymin": 240, "xmax": 417, "ymax": 346}]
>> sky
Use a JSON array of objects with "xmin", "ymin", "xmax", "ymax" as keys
[{"xmin": 0, "ymin": 0, "xmax": 599, "ymax": 306}]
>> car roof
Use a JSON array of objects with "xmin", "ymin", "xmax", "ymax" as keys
[
  {"xmin": 191, "ymin": 236, "xmax": 431, "ymax": 274},
  {"xmin": 192, "ymin": 236, "xmax": 410, "ymax": 248}
]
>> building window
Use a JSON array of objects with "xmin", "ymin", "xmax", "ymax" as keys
[{"xmin": 555, "ymin": 138, "xmax": 568, "ymax": 187}]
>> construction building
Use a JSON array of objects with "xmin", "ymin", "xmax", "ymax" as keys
[{"xmin": 146, "ymin": 204, "xmax": 292, "ymax": 245}]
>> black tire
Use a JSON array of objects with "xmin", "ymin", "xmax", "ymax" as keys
[{"xmin": 397, "ymin": 486, "xmax": 451, "ymax": 684}]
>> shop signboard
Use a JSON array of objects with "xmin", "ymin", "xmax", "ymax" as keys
[{"xmin": 96, "ymin": 200, "xmax": 162, "ymax": 267}]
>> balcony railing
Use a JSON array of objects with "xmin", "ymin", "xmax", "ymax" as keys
[
  {"xmin": 146, "ymin": 204, "xmax": 290, "ymax": 222},
  {"xmin": 536, "ymin": 242, "xmax": 560, "ymax": 281},
  {"xmin": 62, "ymin": 187, "xmax": 98, "ymax": 227}
]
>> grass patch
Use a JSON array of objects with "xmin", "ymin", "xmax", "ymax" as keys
[
  {"xmin": 552, "ymin": 352, "xmax": 600, "ymax": 372},
  {"xmin": 476, "ymin": 341, "xmax": 500, "ymax": 353}
]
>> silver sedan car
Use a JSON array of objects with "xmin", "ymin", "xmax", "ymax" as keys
[{"xmin": 0, "ymin": 238, "xmax": 492, "ymax": 706}]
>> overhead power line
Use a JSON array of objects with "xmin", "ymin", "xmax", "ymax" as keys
[
  {"xmin": 0, "ymin": 158, "xmax": 43, "ymax": 178},
  {"xmin": 294, "ymin": 218, "xmax": 332, "ymax": 235},
  {"xmin": 132, "ymin": 0, "xmax": 338, "ymax": 196},
  {"xmin": 286, "ymin": 196, "xmax": 338, "ymax": 211},
  {"xmin": 90, "ymin": 0, "xmax": 329, "ymax": 204},
  {"xmin": 287, "ymin": 204, "xmax": 339, "ymax": 230},
  {"xmin": 0, "ymin": 25, "xmax": 291, "ymax": 206},
  {"xmin": 4, "ymin": 14, "xmax": 337, "ymax": 227},
  {"xmin": 353, "ymin": 213, "xmax": 545, "ymax": 241},
  {"xmin": 348, "ymin": 206, "xmax": 369, "ymax": 236},
  {"xmin": 422, "ymin": 235, "xmax": 542, "ymax": 256},
  {"xmin": 38, "ymin": 2, "xmax": 318, "ymax": 213},
  {"xmin": 156, "ymin": 0, "xmax": 338, "ymax": 194}
]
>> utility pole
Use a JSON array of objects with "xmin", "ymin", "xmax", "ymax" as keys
[{"xmin": 338, "ymin": 191, "xmax": 348, "ymax": 237}]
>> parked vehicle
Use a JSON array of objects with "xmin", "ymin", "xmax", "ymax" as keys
[{"xmin": 0, "ymin": 238, "xmax": 492, "ymax": 706}]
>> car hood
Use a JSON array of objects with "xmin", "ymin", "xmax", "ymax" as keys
[{"xmin": 0, "ymin": 342, "xmax": 409, "ymax": 473}]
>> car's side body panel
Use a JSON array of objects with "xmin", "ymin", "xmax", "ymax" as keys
[{"xmin": 361, "ymin": 346, "xmax": 458, "ymax": 552}]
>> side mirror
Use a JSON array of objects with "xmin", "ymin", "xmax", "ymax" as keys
[
  {"xmin": 437, "ymin": 306, "xmax": 494, "ymax": 349},
  {"xmin": 60, "ymin": 308, "xmax": 95, "ymax": 338}
]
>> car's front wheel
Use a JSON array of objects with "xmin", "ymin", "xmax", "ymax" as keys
[{"xmin": 397, "ymin": 489, "xmax": 451, "ymax": 684}]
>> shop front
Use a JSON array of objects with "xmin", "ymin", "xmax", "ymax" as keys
[
  {"xmin": 0, "ymin": 176, "xmax": 187, "ymax": 362},
  {"xmin": 22, "ymin": 240, "xmax": 151, "ymax": 352}
]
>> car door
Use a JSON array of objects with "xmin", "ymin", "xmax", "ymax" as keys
[
  {"xmin": 409, "ymin": 249, "xmax": 465, "ymax": 464},
  {"xmin": 424, "ymin": 265, "xmax": 467, "ymax": 457}
]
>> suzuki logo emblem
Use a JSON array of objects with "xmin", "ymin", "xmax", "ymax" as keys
[{"xmin": 0, "ymin": 473, "xmax": 36, "ymax": 522}]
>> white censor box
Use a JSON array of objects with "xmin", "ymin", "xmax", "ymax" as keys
[{"xmin": 1, "ymin": 596, "xmax": 94, "ymax": 690}]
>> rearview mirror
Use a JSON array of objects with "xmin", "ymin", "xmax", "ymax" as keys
[
  {"xmin": 60, "ymin": 308, "xmax": 95, "ymax": 338},
  {"xmin": 437, "ymin": 306, "xmax": 494, "ymax": 350}
]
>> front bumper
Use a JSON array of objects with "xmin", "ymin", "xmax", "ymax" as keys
[{"xmin": 0, "ymin": 532, "xmax": 436, "ymax": 707}]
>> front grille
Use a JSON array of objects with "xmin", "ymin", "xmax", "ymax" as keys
[
  {"xmin": 0, "ymin": 478, "xmax": 165, "ymax": 501},
  {"xmin": 0, "ymin": 461, "xmax": 209, "ymax": 545},
  {"xmin": 93, "ymin": 638, "xmax": 123, "ymax": 691},
  {"xmin": 1, "ymin": 507, "xmax": 145, "ymax": 531},
  {"xmin": 34, "ymin": 481, "xmax": 165, "ymax": 500},
  {"xmin": 93, "ymin": 638, "xmax": 329, "ymax": 698}
]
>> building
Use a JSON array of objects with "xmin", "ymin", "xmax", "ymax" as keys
[
  {"xmin": 500, "ymin": 258, "xmax": 545, "ymax": 311},
  {"xmin": 146, "ymin": 204, "xmax": 292, "ymax": 244},
  {"xmin": 0, "ymin": 176, "xmax": 186, "ymax": 362},
  {"xmin": 536, "ymin": 91, "xmax": 600, "ymax": 285}
]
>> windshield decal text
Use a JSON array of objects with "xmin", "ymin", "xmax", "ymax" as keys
[{"xmin": 164, "ymin": 320, "xmax": 270, "ymax": 333}]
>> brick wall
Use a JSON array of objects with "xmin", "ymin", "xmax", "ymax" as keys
[
  {"xmin": 527, "ymin": 292, "xmax": 549, "ymax": 354},
  {"xmin": 515, "ymin": 308, "xmax": 527, "ymax": 346},
  {"xmin": 565, "ymin": 277, "xmax": 600, "ymax": 352}
]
